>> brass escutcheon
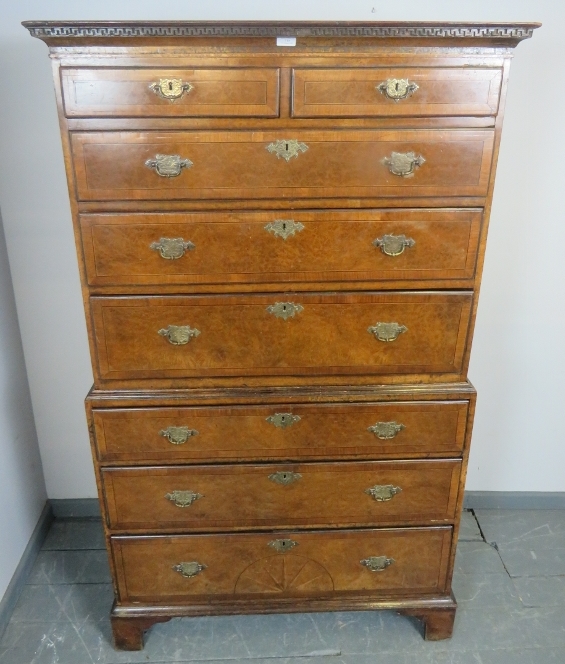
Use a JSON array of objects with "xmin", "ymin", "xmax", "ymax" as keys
[
  {"xmin": 383, "ymin": 152, "xmax": 425, "ymax": 177},
  {"xmin": 165, "ymin": 489, "xmax": 203, "ymax": 508},
  {"xmin": 158, "ymin": 325, "xmax": 201, "ymax": 346},
  {"xmin": 268, "ymin": 539, "xmax": 299, "ymax": 553},
  {"xmin": 268, "ymin": 471, "xmax": 302, "ymax": 486},
  {"xmin": 360, "ymin": 556, "xmax": 395, "ymax": 572},
  {"xmin": 264, "ymin": 219, "xmax": 305, "ymax": 240},
  {"xmin": 159, "ymin": 426, "xmax": 199, "ymax": 445},
  {"xmin": 266, "ymin": 413, "xmax": 301, "ymax": 429},
  {"xmin": 172, "ymin": 561, "xmax": 206, "ymax": 578},
  {"xmin": 150, "ymin": 237, "xmax": 195, "ymax": 259},
  {"xmin": 145, "ymin": 154, "xmax": 193, "ymax": 177},
  {"xmin": 367, "ymin": 322, "xmax": 407, "ymax": 342},
  {"xmin": 149, "ymin": 78, "xmax": 193, "ymax": 100},
  {"xmin": 377, "ymin": 78, "xmax": 419, "ymax": 101},
  {"xmin": 373, "ymin": 234, "xmax": 415, "ymax": 257},
  {"xmin": 367, "ymin": 421, "xmax": 406, "ymax": 440},
  {"xmin": 266, "ymin": 302, "xmax": 304, "ymax": 320},
  {"xmin": 365, "ymin": 484, "xmax": 402, "ymax": 502},
  {"xmin": 266, "ymin": 139, "xmax": 308, "ymax": 162}
]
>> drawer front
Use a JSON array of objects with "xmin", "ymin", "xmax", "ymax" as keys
[
  {"xmin": 102, "ymin": 460, "xmax": 461, "ymax": 530},
  {"xmin": 292, "ymin": 67, "xmax": 502, "ymax": 117},
  {"xmin": 61, "ymin": 68, "xmax": 280, "ymax": 117},
  {"xmin": 91, "ymin": 292, "xmax": 473, "ymax": 381},
  {"xmin": 93, "ymin": 401, "xmax": 469, "ymax": 463},
  {"xmin": 81, "ymin": 209, "xmax": 481, "ymax": 287},
  {"xmin": 71, "ymin": 130, "xmax": 494, "ymax": 201},
  {"xmin": 112, "ymin": 527, "xmax": 452, "ymax": 602}
]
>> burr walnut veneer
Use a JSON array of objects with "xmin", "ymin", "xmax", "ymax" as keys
[{"xmin": 26, "ymin": 20, "xmax": 538, "ymax": 650}]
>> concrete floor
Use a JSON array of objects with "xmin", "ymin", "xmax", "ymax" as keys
[{"xmin": 1, "ymin": 509, "xmax": 565, "ymax": 663}]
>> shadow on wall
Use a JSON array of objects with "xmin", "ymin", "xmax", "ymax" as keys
[{"xmin": 0, "ymin": 206, "xmax": 47, "ymax": 605}]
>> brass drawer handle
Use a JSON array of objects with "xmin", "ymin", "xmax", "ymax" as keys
[
  {"xmin": 173, "ymin": 561, "xmax": 206, "ymax": 578},
  {"xmin": 145, "ymin": 154, "xmax": 193, "ymax": 178},
  {"xmin": 268, "ymin": 539, "xmax": 298, "ymax": 552},
  {"xmin": 269, "ymin": 471, "xmax": 302, "ymax": 486},
  {"xmin": 384, "ymin": 151, "xmax": 425, "ymax": 177},
  {"xmin": 368, "ymin": 322, "xmax": 407, "ymax": 342},
  {"xmin": 265, "ymin": 219, "xmax": 305, "ymax": 240},
  {"xmin": 361, "ymin": 556, "xmax": 395, "ymax": 572},
  {"xmin": 267, "ymin": 302, "xmax": 304, "ymax": 320},
  {"xmin": 367, "ymin": 421, "xmax": 405, "ymax": 440},
  {"xmin": 365, "ymin": 484, "xmax": 402, "ymax": 502},
  {"xmin": 267, "ymin": 139, "xmax": 308, "ymax": 162},
  {"xmin": 377, "ymin": 78, "xmax": 419, "ymax": 101},
  {"xmin": 158, "ymin": 325, "xmax": 200, "ymax": 345},
  {"xmin": 373, "ymin": 234, "xmax": 415, "ymax": 257},
  {"xmin": 150, "ymin": 237, "xmax": 195, "ymax": 259},
  {"xmin": 149, "ymin": 78, "xmax": 193, "ymax": 100},
  {"xmin": 159, "ymin": 426, "xmax": 199, "ymax": 445},
  {"xmin": 165, "ymin": 489, "xmax": 203, "ymax": 507},
  {"xmin": 266, "ymin": 413, "xmax": 301, "ymax": 429}
]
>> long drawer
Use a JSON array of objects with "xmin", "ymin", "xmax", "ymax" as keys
[
  {"xmin": 81, "ymin": 209, "xmax": 482, "ymax": 288},
  {"xmin": 292, "ymin": 67, "xmax": 502, "ymax": 117},
  {"xmin": 102, "ymin": 459, "xmax": 461, "ymax": 530},
  {"xmin": 90, "ymin": 291, "xmax": 473, "ymax": 382},
  {"xmin": 71, "ymin": 130, "xmax": 494, "ymax": 201},
  {"xmin": 112, "ymin": 527, "xmax": 453, "ymax": 603},
  {"xmin": 92, "ymin": 400, "xmax": 469, "ymax": 464},
  {"xmin": 61, "ymin": 67, "xmax": 280, "ymax": 117}
]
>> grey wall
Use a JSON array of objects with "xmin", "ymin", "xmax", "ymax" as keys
[
  {"xmin": 0, "ymin": 0, "xmax": 562, "ymax": 498},
  {"xmin": 0, "ymin": 207, "xmax": 46, "ymax": 601}
]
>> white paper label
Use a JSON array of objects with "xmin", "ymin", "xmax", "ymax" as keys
[{"xmin": 276, "ymin": 37, "xmax": 296, "ymax": 47}]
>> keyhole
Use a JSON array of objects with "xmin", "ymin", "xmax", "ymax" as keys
[
  {"xmin": 285, "ymin": 143, "xmax": 289, "ymax": 151},
  {"xmin": 168, "ymin": 81, "xmax": 173, "ymax": 91},
  {"xmin": 282, "ymin": 222, "xmax": 287, "ymax": 231},
  {"xmin": 281, "ymin": 472, "xmax": 290, "ymax": 481},
  {"xmin": 395, "ymin": 81, "xmax": 400, "ymax": 92}
]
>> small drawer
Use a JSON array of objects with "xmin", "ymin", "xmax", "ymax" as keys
[
  {"xmin": 112, "ymin": 527, "xmax": 453, "ymax": 603},
  {"xmin": 90, "ymin": 291, "xmax": 473, "ymax": 383},
  {"xmin": 80, "ymin": 209, "xmax": 482, "ymax": 288},
  {"xmin": 61, "ymin": 67, "xmax": 280, "ymax": 117},
  {"xmin": 92, "ymin": 400, "xmax": 469, "ymax": 464},
  {"xmin": 70, "ymin": 129, "xmax": 494, "ymax": 201},
  {"xmin": 101, "ymin": 459, "xmax": 461, "ymax": 531},
  {"xmin": 292, "ymin": 67, "xmax": 502, "ymax": 118}
]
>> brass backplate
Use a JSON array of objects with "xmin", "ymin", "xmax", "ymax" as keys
[
  {"xmin": 159, "ymin": 426, "xmax": 199, "ymax": 445},
  {"xmin": 367, "ymin": 322, "xmax": 407, "ymax": 342},
  {"xmin": 367, "ymin": 421, "xmax": 406, "ymax": 440},
  {"xmin": 365, "ymin": 484, "xmax": 402, "ymax": 502},
  {"xmin": 360, "ymin": 556, "xmax": 395, "ymax": 572},
  {"xmin": 172, "ymin": 561, "xmax": 206, "ymax": 578}
]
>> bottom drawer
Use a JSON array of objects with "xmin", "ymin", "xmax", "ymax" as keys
[{"xmin": 112, "ymin": 527, "xmax": 452, "ymax": 603}]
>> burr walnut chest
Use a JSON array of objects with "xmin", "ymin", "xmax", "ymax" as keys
[{"xmin": 26, "ymin": 20, "xmax": 538, "ymax": 650}]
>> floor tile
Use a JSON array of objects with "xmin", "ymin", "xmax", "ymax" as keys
[
  {"xmin": 410, "ymin": 606, "xmax": 555, "ymax": 654},
  {"xmin": 513, "ymin": 575, "xmax": 565, "ymax": 607},
  {"xmin": 42, "ymin": 519, "xmax": 105, "ymax": 551},
  {"xmin": 496, "ymin": 544, "xmax": 565, "ymax": 577},
  {"xmin": 27, "ymin": 550, "xmax": 112, "ymax": 584},
  {"xmin": 9, "ymin": 584, "xmax": 112, "ymax": 625},
  {"xmin": 458, "ymin": 510, "xmax": 483, "ymax": 542},
  {"xmin": 452, "ymin": 568, "xmax": 521, "ymax": 607},
  {"xmin": 474, "ymin": 509, "xmax": 565, "ymax": 548},
  {"xmin": 453, "ymin": 541, "xmax": 506, "ymax": 575},
  {"xmin": 468, "ymin": 648, "xmax": 565, "ymax": 664}
]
